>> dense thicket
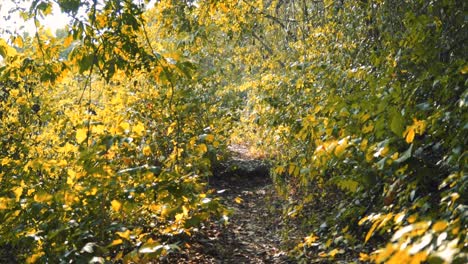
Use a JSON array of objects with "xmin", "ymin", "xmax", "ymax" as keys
[
  {"xmin": 0, "ymin": 0, "xmax": 466, "ymax": 263},
  {"xmin": 222, "ymin": 0, "xmax": 467, "ymax": 262}
]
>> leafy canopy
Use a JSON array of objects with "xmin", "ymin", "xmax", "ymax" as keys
[{"xmin": 0, "ymin": 0, "xmax": 466, "ymax": 263}]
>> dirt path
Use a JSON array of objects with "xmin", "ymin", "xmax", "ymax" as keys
[
  {"xmin": 163, "ymin": 147, "xmax": 294, "ymax": 263},
  {"xmin": 206, "ymin": 172, "xmax": 291, "ymax": 263}
]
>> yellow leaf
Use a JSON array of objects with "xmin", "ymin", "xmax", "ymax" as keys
[
  {"xmin": 26, "ymin": 252, "xmax": 44, "ymax": 263},
  {"xmin": 325, "ymin": 238, "xmax": 333, "ymax": 248},
  {"xmin": 450, "ymin": 192, "xmax": 460, "ymax": 203},
  {"xmin": 408, "ymin": 214, "xmax": 418, "ymax": 223},
  {"xmin": 116, "ymin": 230, "xmax": 131, "ymax": 240},
  {"xmin": 133, "ymin": 122, "xmax": 145, "ymax": 136},
  {"xmin": 96, "ymin": 15, "xmax": 107, "ymax": 28},
  {"xmin": 360, "ymin": 139, "xmax": 368, "ymax": 151},
  {"xmin": 360, "ymin": 113, "xmax": 371, "ymax": 123},
  {"xmin": 325, "ymin": 140, "xmax": 338, "ymax": 152},
  {"xmin": 234, "ymin": 197, "xmax": 243, "ymax": 204},
  {"xmin": 68, "ymin": 169, "xmax": 77, "ymax": 177},
  {"xmin": 109, "ymin": 239, "xmax": 123, "ymax": 246},
  {"xmin": 64, "ymin": 192, "xmax": 76, "ymax": 206},
  {"xmin": 375, "ymin": 244, "xmax": 395, "ymax": 263},
  {"xmin": 14, "ymin": 36, "xmax": 23, "ymax": 48},
  {"xmin": 410, "ymin": 221, "xmax": 431, "ymax": 237},
  {"xmin": 149, "ymin": 204, "xmax": 161, "ymax": 213},
  {"xmin": 175, "ymin": 213, "xmax": 184, "ymax": 222},
  {"xmin": 460, "ymin": 64, "xmax": 468, "ymax": 74},
  {"xmin": 76, "ymin": 128, "xmax": 88, "ymax": 144},
  {"xmin": 34, "ymin": 191, "xmax": 53, "ymax": 203},
  {"xmin": 396, "ymin": 165, "xmax": 408, "ymax": 176},
  {"xmin": 274, "ymin": 166, "xmax": 284, "ymax": 175},
  {"xmin": 67, "ymin": 169, "xmax": 77, "ymax": 185},
  {"xmin": 9, "ymin": 89, "xmax": 19, "ymax": 97},
  {"xmin": 111, "ymin": 200, "xmax": 122, "ymax": 212},
  {"xmin": 63, "ymin": 35, "xmax": 73, "ymax": 47},
  {"xmin": 359, "ymin": 252, "xmax": 370, "ymax": 261},
  {"xmin": 61, "ymin": 142, "xmax": 77, "ymax": 153},
  {"xmin": 118, "ymin": 122, "xmax": 130, "ymax": 133},
  {"xmin": 365, "ymin": 220, "xmax": 380, "ymax": 243},
  {"xmin": 12, "ymin": 186, "xmax": 23, "ymax": 202},
  {"xmin": 167, "ymin": 125, "xmax": 175, "ymax": 136},
  {"xmin": 328, "ymin": 248, "xmax": 342, "ymax": 258},
  {"xmin": 142, "ymin": 146, "xmax": 152, "ymax": 156},
  {"xmin": 0, "ymin": 197, "xmax": 12, "ymax": 210},
  {"xmin": 94, "ymin": 125, "xmax": 105, "ymax": 135},
  {"xmin": 182, "ymin": 206, "xmax": 189, "ymax": 216},
  {"xmin": 432, "ymin": 221, "xmax": 448, "ymax": 232},
  {"xmin": 16, "ymin": 96, "xmax": 27, "ymax": 105},
  {"xmin": 7, "ymin": 45, "xmax": 17, "ymax": 57},
  {"xmin": 334, "ymin": 138, "xmax": 349, "ymax": 156},
  {"xmin": 1, "ymin": 157, "xmax": 12, "ymax": 166},
  {"xmin": 114, "ymin": 251, "xmax": 123, "ymax": 260},
  {"xmin": 218, "ymin": 3, "xmax": 228, "ymax": 13},
  {"xmin": 288, "ymin": 164, "xmax": 295, "ymax": 175},
  {"xmin": 362, "ymin": 123, "xmax": 374, "ymax": 133},
  {"xmin": 377, "ymin": 146, "xmax": 389, "ymax": 157},
  {"xmin": 198, "ymin": 144, "xmax": 208, "ymax": 153},
  {"xmin": 304, "ymin": 234, "xmax": 318, "ymax": 245},
  {"xmin": 57, "ymin": 159, "xmax": 67, "ymax": 166},
  {"xmin": 205, "ymin": 134, "xmax": 215, "ymax": 143},
  {"xmin": 387, "ymin": 250, "xmax": 410, "ymax": 264},
  {"xmin": 89, "ymin": 187, "xmax": 98, "ymax": 196},
  {"xmin": 410, "ymin": 251, "xmax": 428, "ymax": 264},
  {"xmin": 405, "ymin": 127, "xmax": 415, "ymax": 143},
  {"xmin": 413, "ymin": 118, "xmax": 426, "ymax": 134}
]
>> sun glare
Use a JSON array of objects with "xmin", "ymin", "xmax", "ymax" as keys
[
  {"xmin": 1, "ymin": 0, "xmax": 157, "ymax": 39},
  {"xmin": 0, "ymin": 1, "xmax": 70, "ymax": 37}
]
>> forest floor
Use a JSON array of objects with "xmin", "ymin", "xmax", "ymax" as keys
[
  {"xmin": 162, "ymin": 145, "xmax": 297, "ymax": 263},
  {"xmin": 162, "ymin": 145, "xmax": 362, "ymax": 263}
]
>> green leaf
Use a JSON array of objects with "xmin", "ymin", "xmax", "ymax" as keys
[
  {"xmin": 395, "ymin": 144, "xmax": 413, "ymax": 164},
  {"xmin": 78, "ymin": 54, "xmax": 94, "ymax": 73},
  {"xmin": 336, "ymin": 179, "xmax": 359, "ymax": 192},
  {"xmin": 59, "ymin": 0, "xmax": 81, "ymax": 14},
  {"xmin": 377, "ymin": 157, "xmax": 387, "ymax": 170},
  {"xmin": 184, "ymin": 215, "xmax": 202, "ymax": 227},
  {"xmin": 390, "ymin": 109, "xmax": 405, "ymax": 136},
  {"xmin": 0, "ymin": 42, "xmax": 8, "ymax": 58}
]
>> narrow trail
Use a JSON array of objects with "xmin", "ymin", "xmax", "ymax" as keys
[
  {"xmin": 164, "ymin": 145, "xmax": 294, "ymax": 263},
  {"xmin": 206, "ymin": 169, "xmax": 290, "ymax": 263}
]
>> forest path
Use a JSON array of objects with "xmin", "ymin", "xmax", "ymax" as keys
[
  {"xmin": 164, "ymin": 145, "xmax": 294, "ymax": 263},
  {"xmin": 206, "ymin": 168, "xmax": 290, "ymax": 263}
]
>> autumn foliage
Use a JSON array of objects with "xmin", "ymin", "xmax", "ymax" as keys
[{"xmin": 0, "ymin": 0, "xmax": 466, "ymax": 263}]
